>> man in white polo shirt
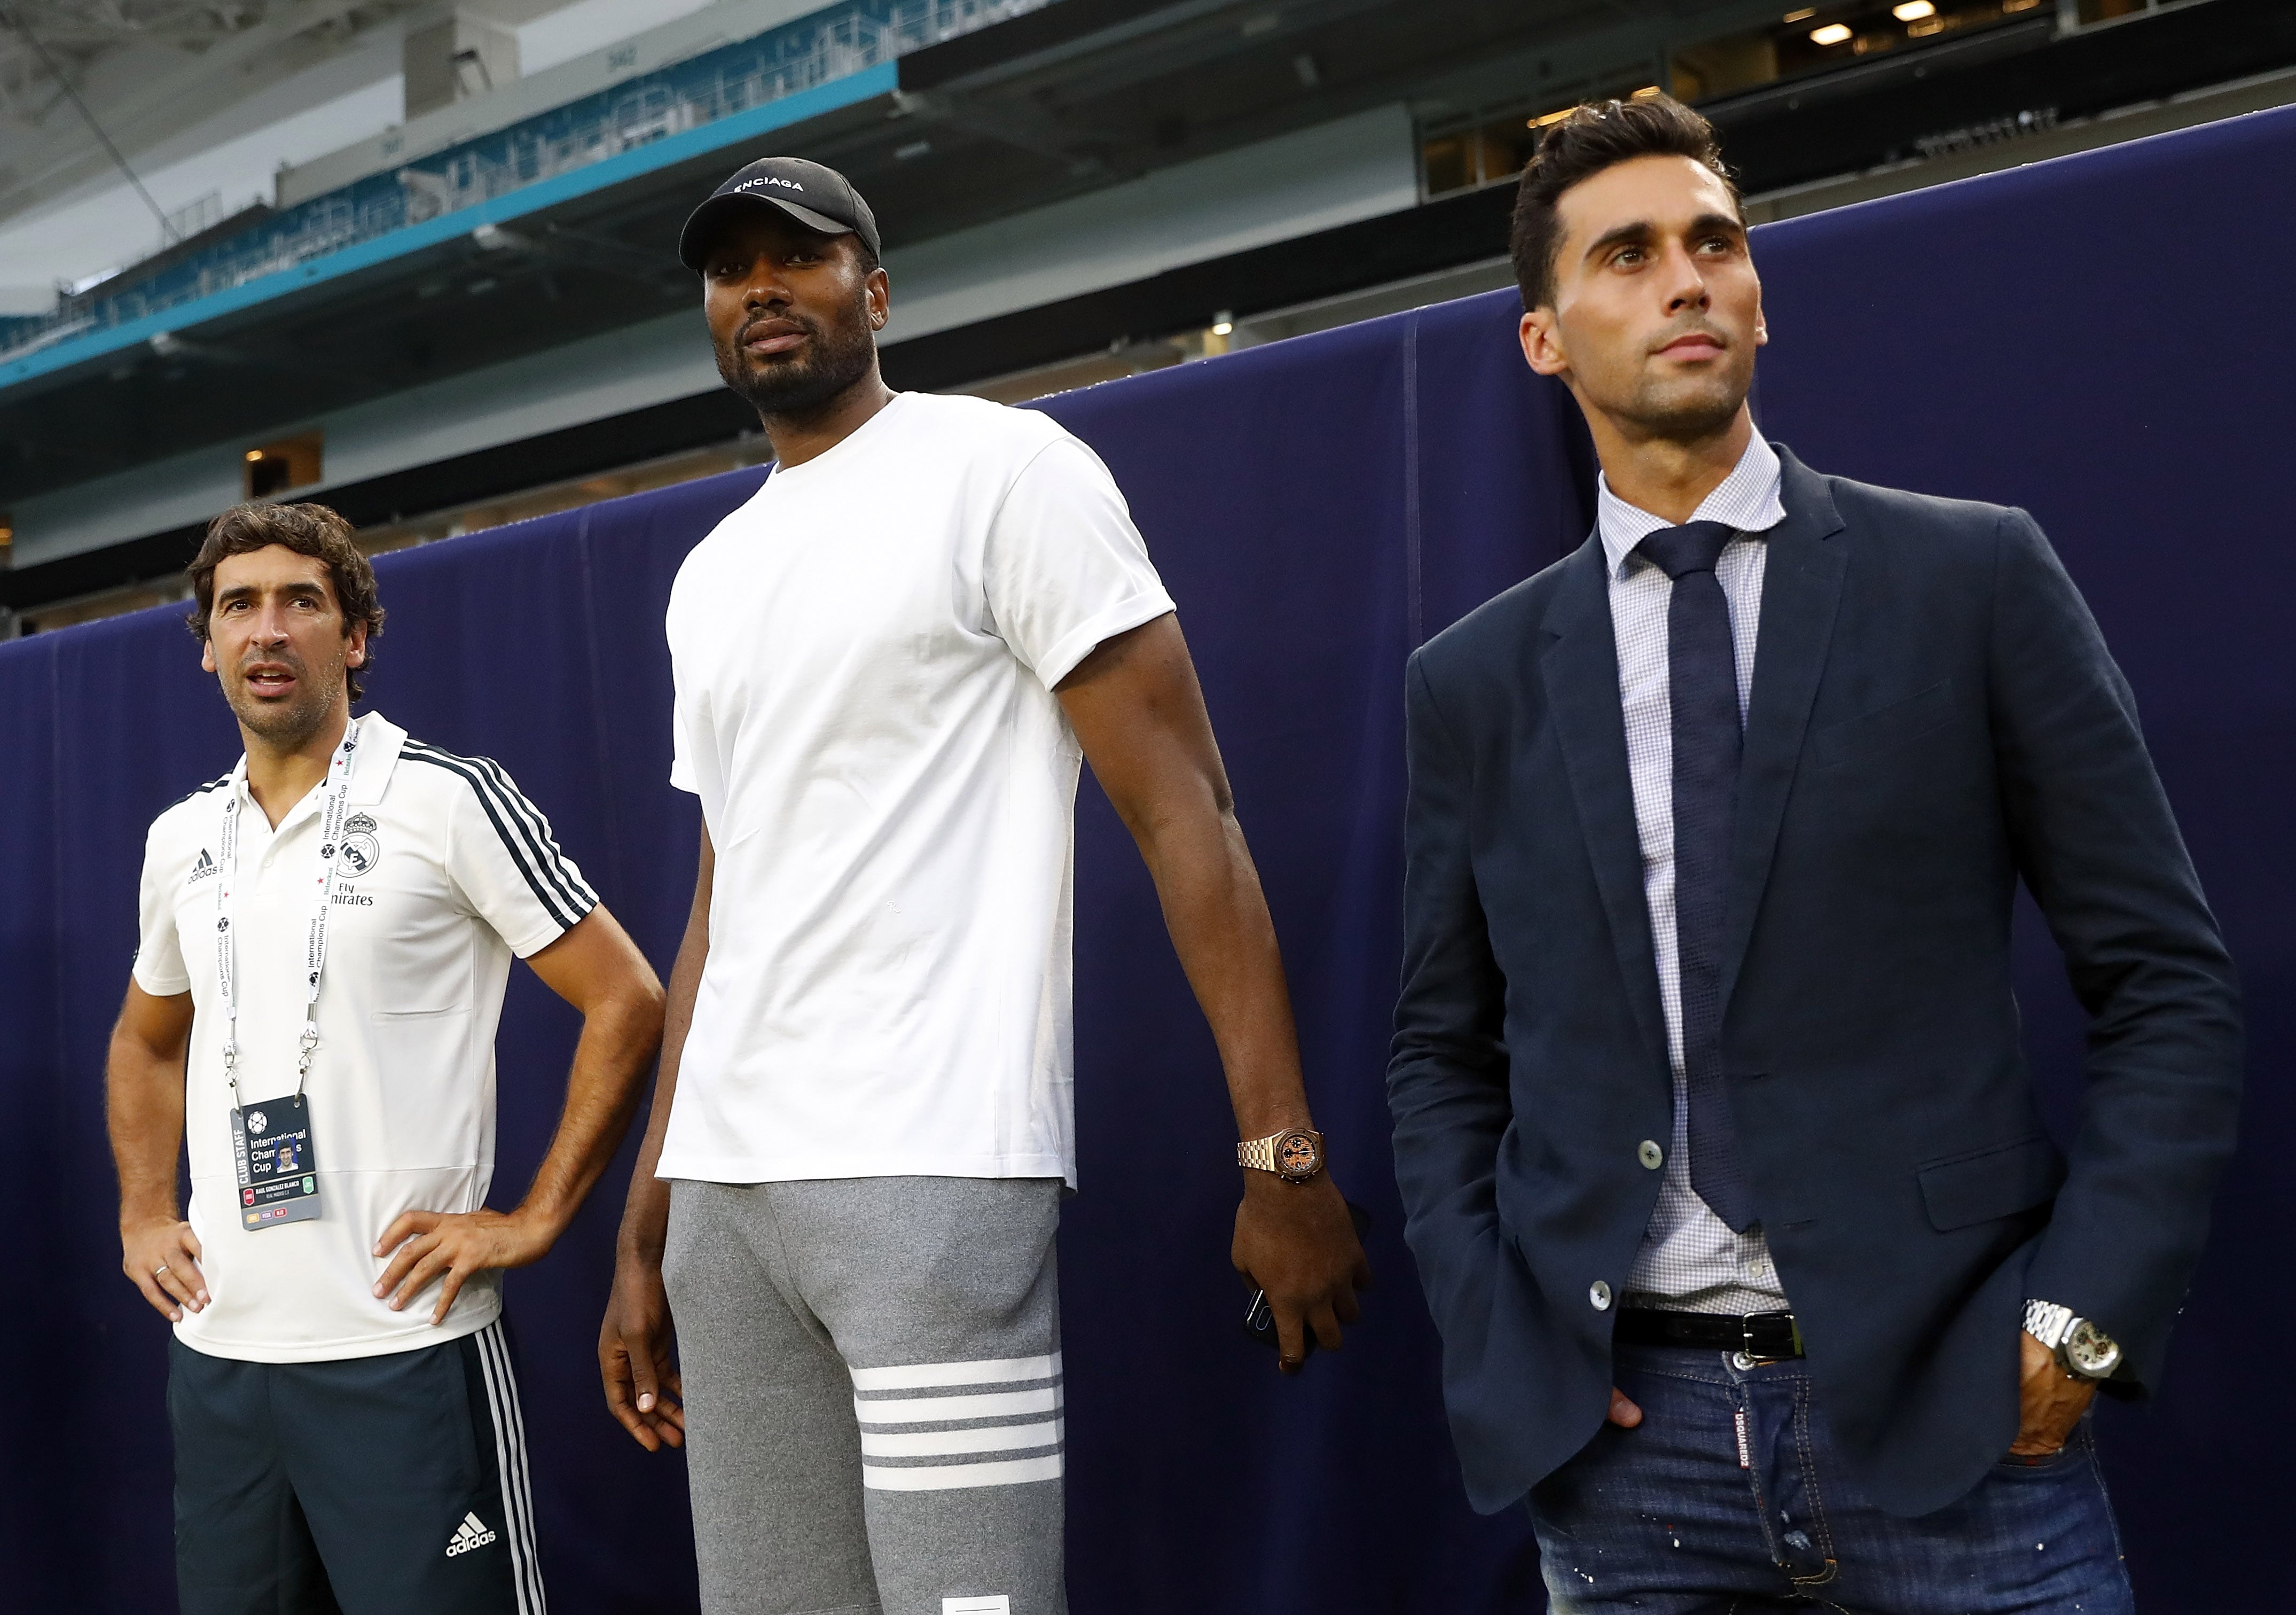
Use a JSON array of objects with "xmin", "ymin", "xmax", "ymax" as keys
[
  {"xmin": 109, "ymin": 501, "xmax": 665, "ymax": 1615},
  {"xmin": 597, "ymin": 158, "xmax": 1370, "ymax": 1614}
]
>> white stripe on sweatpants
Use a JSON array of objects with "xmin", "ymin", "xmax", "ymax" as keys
[
  {"xmin": 860, "ymin": 1419, "xmax": 1064, "ymax": 1458},
  {"xmin": 852, "ymin": 1386, "xmax": 1061, "ymax": 1425},
  {"xmin": 849, "ymin": 1352, "xmax": 1061, "ymax": 1393},
  {"xmin": 473, "ymin": 1322, "xmax": 547, "ymax": 1614},
  {"xmin": 861, "ymin": 1454, "xmax": 1065, "ymax": 1492}
]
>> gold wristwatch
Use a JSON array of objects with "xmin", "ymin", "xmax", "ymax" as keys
[{"xmin": 1237, "ymin": 1127, "xmax": 1325, "ymax": 1184}]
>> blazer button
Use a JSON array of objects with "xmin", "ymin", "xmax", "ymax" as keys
[
  {"xmin": 1589, "ymin": 1281, "xmax": 1613, "ymax": 1311},
  {"xmin": 1638, "ymin": 1140, "xmax": 1664, "ymax": 1170}
]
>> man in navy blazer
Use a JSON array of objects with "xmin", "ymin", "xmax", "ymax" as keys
[{"xmin": 1387, "ymin": 97, "xmax": 2241, "ymax": 1611}]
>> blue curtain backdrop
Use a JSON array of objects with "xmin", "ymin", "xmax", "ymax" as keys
[{"xmin": 4, "ymin": 102, "xmax": 2289, "ymax": 1612}]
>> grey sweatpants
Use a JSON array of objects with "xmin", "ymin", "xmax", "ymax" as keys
[{"xmin": 663, "ymin": 1176, "xmax": 1067, "ymax": 1615}]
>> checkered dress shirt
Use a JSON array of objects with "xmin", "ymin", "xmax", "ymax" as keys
[{"xmin": 1597, "ymin": 434, "xmax": 1793, "ymax": 1315}]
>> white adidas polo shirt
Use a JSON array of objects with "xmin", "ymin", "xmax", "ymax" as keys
[{"xmin": 132, "ymin": 711, "xmax": 597, "ymax": 1363}]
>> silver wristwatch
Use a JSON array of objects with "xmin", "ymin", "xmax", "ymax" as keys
[{"xmin": 2023, "ymin": 1299, "xmax": 2122, "ymax": 1381}]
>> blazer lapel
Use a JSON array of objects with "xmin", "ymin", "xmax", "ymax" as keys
[
  {"xmin": 1718, "ymin": 447, "xmax": 1848, "ymax": 1011},
  {"xmin": 1540, "ymin": 534, "xmax": 1671, "ymax": 1075}
]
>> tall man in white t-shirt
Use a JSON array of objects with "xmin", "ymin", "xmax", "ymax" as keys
[
  {"xmin": 111, "ymin": 502, "xmax": 667, "ymax": 1614},
  {"xmin": 598, "ymin": 158, "xmax": 1371, "ymax": 1614}
]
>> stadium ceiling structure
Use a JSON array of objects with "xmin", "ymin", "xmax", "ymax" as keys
[
  {"xmin": 0, "ymin": 1, "xmax": 562, "ymax": 227},
  {"xmin": 7, "ymin": 0, "xmax": 2293, "ymax": 524}
]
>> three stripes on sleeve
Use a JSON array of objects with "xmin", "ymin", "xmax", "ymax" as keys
[{"xmin": 402, "ymin": 740, "xmax": 599, "ymax": 931}]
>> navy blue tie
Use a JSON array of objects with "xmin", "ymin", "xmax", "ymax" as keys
[{"xmin": 1636, "ymin": 520, "xmax": 1755, "ymax": 1232}]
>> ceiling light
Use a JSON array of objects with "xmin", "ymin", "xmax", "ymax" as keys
[
  {"xmin": 1529, "ymin": 107, "xmax": 1576, "ymax": 129},
  {"xmin": 1631, "ymin": 85, "xmax": 1662, "ymax": 100},
  {"xmin": 1892, "ymin": 0, "xmax": 1935, "ymax": 17},
  {"xmin": 1810, "ymin": 22, "xmax": 1853, "ymax": 44},
  {"xmin": 245, "ymin": 450, "xmax": 263, "ymax": 462},
  {"xmin": 1782, "ymin": 7, "xmax": 1815, "ymax": 20}
]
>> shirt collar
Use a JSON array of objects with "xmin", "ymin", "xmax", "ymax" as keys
[
  {"xmin": 345, "ymin": 711, "xmax": 406, "ymax": 806},
  {"xmin": 1596, "ymin": 433, "xmax": 1787, "ymax": 579},
  {"xmin": 225, "ymin": 711, "xmax": 408, "ymax": 828}
]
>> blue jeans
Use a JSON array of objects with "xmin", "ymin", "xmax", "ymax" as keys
[{"xmin": 1525, "ymin": 1343, "xmax": 2134, "ymax": 1613}]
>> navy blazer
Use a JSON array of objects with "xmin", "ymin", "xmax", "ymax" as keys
[{"xmin": 1387, "ymin": 447, "xmax": 2242, "ymax": 1518}]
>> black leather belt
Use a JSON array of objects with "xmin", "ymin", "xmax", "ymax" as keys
[{"xmin": 1616, "ymin": 1308, "xmax": 1804, "ymax": 1359}]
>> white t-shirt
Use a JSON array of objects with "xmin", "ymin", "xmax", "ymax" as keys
[
  {"xmin": 133, "ymin": 712, "xmax": 597, "ymax": 1362},
  {"xmin": 660, "ymin": 391, "xmax": 1174, "ymax": 1189}
]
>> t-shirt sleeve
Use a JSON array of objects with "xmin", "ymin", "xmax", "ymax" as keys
[
  {"xmin": 442, "ymin": 761, "xmax": 601, "ymax": 957},
  {"xmin": 669, "ymin": 657, "xmax": 700, "ymax": 797},
  {"xmin": 665, "ymin": 565, "xmax": 699, "ymax": 795},
  {"xmin": 132, "ymin": 820, "xmax": 191, "ymax": 996},
  {"xmin": 983, "ymin": 433, "xmax": 1177, "ymax": 689}
]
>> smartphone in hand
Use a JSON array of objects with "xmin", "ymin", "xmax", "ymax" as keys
[{"xmin": 1243, "ymin": 1201, "xmax": 1372, "ymax": 1361}]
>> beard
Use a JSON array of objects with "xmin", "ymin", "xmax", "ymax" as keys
[
  {"xmin": 226, "ymin": 650, "xmax": 341, "ymax": 751},
  {"xmin": 1603, "ymin": 323, "xmax": 1755, "ymax": 443},
  {"xmin": 715, "ymin": 295, "xmax": 879, "ymax": 418},
  {"xmin": 1614, "ymin": 375, "xmax": 1746, "ymax": 442}
]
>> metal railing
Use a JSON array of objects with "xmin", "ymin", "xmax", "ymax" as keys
[{"xmin": 0, "ymin": 0, "xmax": 1048, "ymax": 369}]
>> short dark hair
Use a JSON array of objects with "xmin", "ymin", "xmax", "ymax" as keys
[
  {"xmin": 187, "ymin": 502, "xmax": 386, "ymax": 701},
  {"xmin": 1509, "ymin": 95, "xmax": 1739, "ymax": 311}
]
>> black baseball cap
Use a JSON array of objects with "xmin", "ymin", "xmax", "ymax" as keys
[{"xmin": 678, "ymin": 157, "xmax": 881, "ymax": 272}]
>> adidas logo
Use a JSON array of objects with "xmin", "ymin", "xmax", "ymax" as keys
[
  {"xmin": 444, "ymin": 1511, "xmax": 497, "ymax": 1557},
  {"xmin": 189, "ymin": 849, "xmax": 218, "ymax": 882}
]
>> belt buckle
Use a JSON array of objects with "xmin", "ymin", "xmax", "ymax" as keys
[{"xmin": 1739, "ymin": 1310, "xmax": 1802, "ymax": 1363}]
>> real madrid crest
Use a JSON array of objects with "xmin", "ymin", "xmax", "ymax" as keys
[{"xmin": 336, "ymin": 811, "xmax": 382, "ymax": 877}]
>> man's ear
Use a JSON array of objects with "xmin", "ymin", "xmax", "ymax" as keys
[
  {"xmin": 866, "ymin": 264, "xmax": 890, "ymax": 331},
  {"xmin": 1519, "ymin": 307, "xmax": 1570, "ymax": 378},
  {"xmin": 200, "ymin": 636, "xmax": 216, "ymax": 675},
  {"xmin": 345, "ymin": 622, "xmax": 367, "ymax": 669}
]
